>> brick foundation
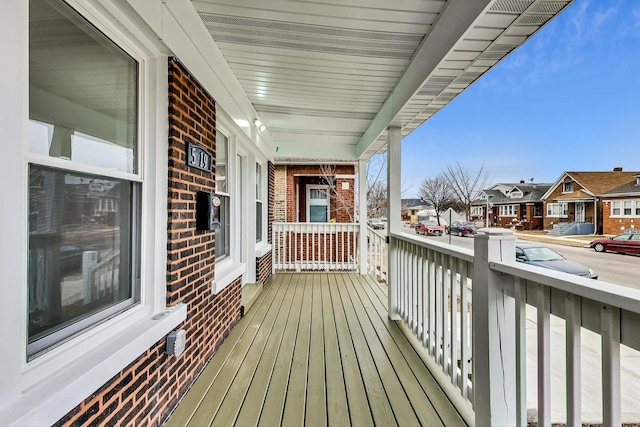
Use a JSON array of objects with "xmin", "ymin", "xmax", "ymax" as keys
[{"xmin": 256, "ymin": 251, "xmax": 272, "ymax": 284}]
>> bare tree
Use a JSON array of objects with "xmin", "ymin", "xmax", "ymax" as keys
[
  {"xmin": 417, "ymin": 173, "xmax": 454, "ymax": 225},
  {"xmin": 366, "ymin": 153, "xmax": 387, "ymax": 219},
  {"xmin": 442, "ymin": 162, "xmax": 491, "ymax": 220},
  {"xmin": 320, "ymin": 164, "xmax": 354, "ymax": 222}
]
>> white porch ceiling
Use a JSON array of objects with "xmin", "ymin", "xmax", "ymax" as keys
[{"xmin": 192, "ymin": 0, "xmax": 572, "ymax": 162}]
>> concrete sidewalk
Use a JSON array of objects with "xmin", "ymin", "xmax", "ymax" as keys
[{"xmin": 514, "ymin": 230, "xmax": 603, "ymax": 248}]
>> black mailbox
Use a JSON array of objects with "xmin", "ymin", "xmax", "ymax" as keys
[{"xmin": 196, "ymin": 191, "xmax": 221, "ymax": 231}]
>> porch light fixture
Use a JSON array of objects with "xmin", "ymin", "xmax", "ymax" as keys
[{"xmin": 253, "ymin": 118, "xmax": 266, "ymax": 132}]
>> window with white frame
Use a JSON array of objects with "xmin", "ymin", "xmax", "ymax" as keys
[
  {"xmin": 256, "ymin": 162, "xmax": 263, "ymax": 243},
  {"xmin": 563, "ymin": 181, "xmax": 574, "ymax": 193},
  {"xmin": 470, "ymin": 206, "xmax": 483, "ymax": 217},
  {"xmin": 215, "ymin": 132, "xmax": 230, "ymax": 259},
  {"xmin": 27, "ymin": 0, "xmax": 139, "ymax": 358},
  {"xmin": 610, "ymin": 199, "xmax": 640, "ymax": 217},
  {"xmin": 547, "ymin": 202, "xmax": 568, "ymax": 217},
  {"xmin": 307, "ymin": 185, "xmax": 330, "ymax": 222},
  {"xmin": 533, "ymin": 204, "xmax": 542, "ymax": 217},
  {"xmin": 499, "ymin": 205, "xmax": 518, "ymax": 217}
]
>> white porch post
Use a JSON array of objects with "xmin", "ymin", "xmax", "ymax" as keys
[
  {"xmin": 473, "ymin": 228, "xmax": 517, "ymax": 426},
  {"xmin": 387, "ymin": 126, "xmax": 401, "ymax": 320},
  {"xmin": 358, "ymin": 159, "xmax": 368, "ymax": 274}
]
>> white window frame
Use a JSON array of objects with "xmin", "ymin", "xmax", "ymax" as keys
[
  {"xmin": 307, "ymin": 184, "xmax": 330, "ymax": 223},
  {"xmin": 499, "ymin": 205, "xmax": 518, "ymax": 217},
  {"xmin": 547, "ymin": 202, "xmax": 568, "ymax": 218},
  {"xmin": 470, "ymin": 206, "xmax": 483, "ymax": 217},
  {"xmin": 0, "ymin": 3, "xmax": 186, "ymax": 425},
  {"xmin": 510, "ymin": 190, "xmax": 523, "ymax": 198},
  {"xmin": 256, "ymin": 161, "xmax": 264, "ymax": 243},
  {"xmin": 562, "ymin": 181, "xmax": 574, "ymax": 193},
  {"xmin": 609, "ymin": 199, "xmax": 640, "ymax": 217}
]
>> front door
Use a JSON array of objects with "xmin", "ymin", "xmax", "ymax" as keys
[{"xmin": 575, "ymin": 202, "xmax": 585, "ymax": 223}]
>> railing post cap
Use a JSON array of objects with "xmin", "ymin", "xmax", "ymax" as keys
[{"xmin": 477, "ymin": 227, "xmax": 515, "ymax": 236}]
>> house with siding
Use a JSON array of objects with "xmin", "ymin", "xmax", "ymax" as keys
[
  {"xmin": 599, "ymin": 174, "xmax": 640, "ymax": 235},
  {"xmin": 541, "ymin": 168, "xmax": 640, "ymax": 235}
]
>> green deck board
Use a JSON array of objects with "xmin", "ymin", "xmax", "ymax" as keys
[
  {"xmin": 334, "ymin": 273, "xmax": 398, "ymax": 427},
  {"xmin": 167, "ymin": 272, "xmax": 467, "ymax": 427},
  {"xmin": 305, "ymin": 273, "xmax": 327, "ymax": 427},
  {"xmin": 280, "ymin": 274, "xmax": 312, "ymax": 426},
  {"xmin": 321, "ymin": 273, "xmax": 350, "ymax": 427}
]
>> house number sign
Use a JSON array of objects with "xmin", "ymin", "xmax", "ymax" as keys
[{"xmin": 187, "ymin": 142, "xmax": 212, "ymax": 172}]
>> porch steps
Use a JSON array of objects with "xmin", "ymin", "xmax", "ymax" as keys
[{"xmin": 240, "ymin": 282, "xmax": 263, "ymax": 317}]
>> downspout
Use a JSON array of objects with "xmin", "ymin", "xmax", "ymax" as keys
[{"xmin": 593, "ymin": 197, "xmax": 598, "ymax": 235}]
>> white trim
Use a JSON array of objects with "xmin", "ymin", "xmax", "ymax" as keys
[
  {"xmin": 255, "ymin": 243, "xmax": 272, "ymax": 258},
  {"xmin": 2, "ymin": 304, "xmax": 186, "ymax": 427},
  {"xmin": 306, "ymin": 184, "xmax": 331, "ymax": 222},
  {"xmin": 0, "ymin": 1, "xmax": 178, "ymax": 421},
  {"xmin": 213, "ymin": 262, "xmax": 246, "ymax": 294}
]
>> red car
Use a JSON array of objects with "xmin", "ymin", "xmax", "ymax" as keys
[
  {"xmin": 415, "ymin": 220, "xmax": 444, "ymax": 236},
  {"xmin": 589, "ymin": 233, "xmax": 640, "ymax": 255}
]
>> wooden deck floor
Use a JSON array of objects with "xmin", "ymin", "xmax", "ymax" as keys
[{"xmin": 166, "ymin": 272, "xmax": 465, "ymax": 427}]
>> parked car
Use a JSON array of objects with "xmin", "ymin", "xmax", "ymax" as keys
[
  {"xmin": 589, "ymin": 233, "xmax": 640, "ymax": 255},
  {"xmin": 515, "ymin": 243, "xmax": 597, "ymax": 279},
  {"xmin": 447, "ymin": 221, "xmax": 478, "ymax": 237},
  {"xmin": 368, "ymin": 218, "xmax": 385, "ymax": 230},
  {"xmin": 415, "ymin": 220, "xmax": 444, "ymax": 236}
]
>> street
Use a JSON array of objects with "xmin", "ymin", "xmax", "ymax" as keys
[{"xmin": 403, "ymin": 228, "xmax": 640, "ymax": 289}]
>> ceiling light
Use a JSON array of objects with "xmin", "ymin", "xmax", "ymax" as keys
[{"xmin": 253, "ymin": 118, "xmax": 266, "ymax": 132}]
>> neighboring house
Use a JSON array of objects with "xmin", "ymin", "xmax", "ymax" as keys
[
  {"xmin": 274, "ymin": 163, "xmax": 355, "ymax": 223},
  {"xmin": 401, "ymin": 198, "xmax": 427, "ymax": 221},
  {"xmin": 473, "ymin": 181, "xmax": 551, "ymax": 230},
  {"xmin": 541, "ymin": 168, "xmax": 640, "ymax": 235},
  {"xmin": 599, "ymin": 173, "xmax": 640, "ymax": 235}
]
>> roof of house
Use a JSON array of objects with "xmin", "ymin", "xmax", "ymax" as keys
[
  {"xmin": 542, "ymin": 170, "xmax": 640, "ymax": 200},
  {"xmin": 602, "ymin": 175, "xmax": 640, "ymax": 197},
  {"xmin": 401, "ymin": 199, "xmax": 424, "ymax": 209},
  {"xmin": 474, "ymin": 183, "xmax": 552, "ymax": 205}
]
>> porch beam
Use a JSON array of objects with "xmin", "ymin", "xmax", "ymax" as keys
[
  {"xmin": 359, "ymin": 160, "xmax": 368, "ymax": 274},
  {"xmin": 355, "ymin": 0, "xmax": 492, "ymax": 158},
  {"xmin": 387, "ymin": 126, "xmax": 401, "ymax": 320}
]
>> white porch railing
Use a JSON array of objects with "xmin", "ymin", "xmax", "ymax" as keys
[
  {"xmin": 385, "ymin": 228, "xmax": 640, "ymax": 426},
  {"xmin": 272, "ymin": 222, "xmax": 359, "ymax": 271},
  {"xmin": 366, "ymin": 226, "xmax": 387, "ymax": 281}
]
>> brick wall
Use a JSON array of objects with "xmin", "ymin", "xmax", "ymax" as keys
[
  {"xmin": 55, "ymin": 57, "xmax": 241, "ymax": 427},
  {"xmin": 282, "ymin": 164, "xmax": 355, "ymax": 223},
  {"xmin": 256, "ymin": 252, "xmax": 272, "ymax": 284},
  {"xmin": 268, "ymin": 161, "xmax": 275, "ymax": 243},
  {"xmin": 274, "ymin": 165, "xmax": 287, "ymax": 222},
  {"xmin": 602, "ymin": 198, "xmax": 639, "ymax": 235}
]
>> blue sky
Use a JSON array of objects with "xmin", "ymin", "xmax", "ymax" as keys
[{"xmin": 401, "ymin": 0, "xmax": 640, "ymax": 198}]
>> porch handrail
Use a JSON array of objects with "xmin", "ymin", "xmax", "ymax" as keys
[
  {"xmin": 272, "ymin": 222, "xmax": 359, "ymax": 271},
  {"xmin": 366, "ymin": 226, "xmax": 387, "ymax": 281},
  {"xmin": 386, "ymin": 228, "xmax": 640, "ymax": 426},
  {"xmin": 387, "ymin": 231, "xmax": 475, "ymax": 423}
]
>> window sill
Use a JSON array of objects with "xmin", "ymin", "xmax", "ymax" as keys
[
  {"xmin": 213, "ymin": 261, "xmax": 246, "ymax": 295},
  {"xmin": 255, "ymin": 242, "xmax": 272, "ymax": 258},
  {"xmin": 1, "ymin": 303, "xmax": 187, "ymax": 427}
]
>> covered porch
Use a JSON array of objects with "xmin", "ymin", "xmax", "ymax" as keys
[{"xmin": 167, "ymin": 271, "xmax": 465, "ymax": 426}]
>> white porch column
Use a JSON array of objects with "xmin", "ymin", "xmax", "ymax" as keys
[
  {"xmin": 358, "ymin": 159, "xmax": 368, "ymax": 274},
  {"xmin": 473, "ymin": 228, "xmax": 517, "ymax": 426},
  {"xmin": 387, "ymin": 126, "xmax": 401, "ymax": 320}
]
